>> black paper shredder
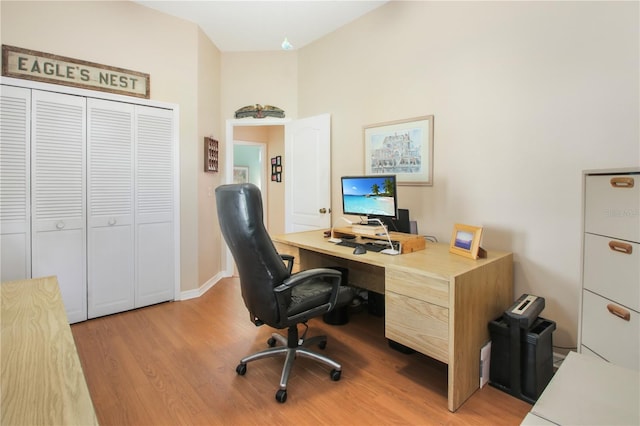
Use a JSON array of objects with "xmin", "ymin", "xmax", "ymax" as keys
[{"xmin": 489, "ymin": 294, "xmax": 556, "ymax": 403}]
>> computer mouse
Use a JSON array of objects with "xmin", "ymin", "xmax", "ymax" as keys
[{"xmin": 353, "ymin": 245, "xmax": 366, "ymax": 255}]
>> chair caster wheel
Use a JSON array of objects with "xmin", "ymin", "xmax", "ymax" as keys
[
  {"xmin": 236, "ymin": 363, "xmax": 247, "ymax": 375},
  {"xmin": 330, "ymin": 369, "xmax": 341, "ymax": 381},
  {"xmin": 275, "ymin": 389, "xmax": 287, "ymax": 403},
  {"xmin": 267, "ymin": 337, "xmax": 277, "ymax": 347}
]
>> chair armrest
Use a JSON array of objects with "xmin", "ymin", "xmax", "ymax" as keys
[
  {"xmin": 274, "ymin": 268, "xmax": 343, "ymax": 315},
  {"xmin": 280, "ymin": 254, "xmax": 294, "ymax": 274}
]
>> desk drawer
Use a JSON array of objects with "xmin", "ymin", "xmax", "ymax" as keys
[
  {"xmin": 385, "ymin": 291, "xmax": 449, "ymax": 363},
  {"xmin": 386, "ymin": 268, "xmax": 449, "ymax": 308}
]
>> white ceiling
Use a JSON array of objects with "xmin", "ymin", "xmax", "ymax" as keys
[{"xmin": 134, "ymin": 1, "xmax": 388, "ymax": 52}]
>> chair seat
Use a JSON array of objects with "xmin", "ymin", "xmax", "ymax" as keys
[{"xmin": 289, "ymin": 281, "xmax": 354, "ymax": 317}]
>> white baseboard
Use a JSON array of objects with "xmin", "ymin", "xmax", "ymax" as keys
[{"xmin": 179, "ymin": 271, "xmax": 230, "ymax": 301}]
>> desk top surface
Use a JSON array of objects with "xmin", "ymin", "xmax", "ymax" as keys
[
  {"xmin": 1, "ymin": 276, "xmax": 99, "ymax": 426},
  {"xmin": 529, "ymin": 351, "xmax": 640, "ymax": 425},
  {"xmin": 273, "ymin": 230, "xmax": 512, "ymax": 280}
]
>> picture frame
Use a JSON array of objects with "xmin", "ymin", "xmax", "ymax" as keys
[
  {"xmin": 364, "ymin": 115, "xmax": 434, "ymax": 186},
  {"xmin": 233, "ymin": 166, "xmax": 249, "ymax": 184},
  {"xmin": 449, "ymin": 223, "xmax": 485, "ymax": 259},
  {"xmin": 270, "ymin": 156, "xmax": 283, "ymax": 182}
]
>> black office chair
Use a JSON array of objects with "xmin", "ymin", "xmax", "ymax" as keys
[{"xmin": 215, "ymin": 183, "xmax": 354, "ymax": 403}]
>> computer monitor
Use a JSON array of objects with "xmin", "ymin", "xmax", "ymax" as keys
[{"xmin": 341, "ymin": 175, "xmax": 398, "ymax": 222}]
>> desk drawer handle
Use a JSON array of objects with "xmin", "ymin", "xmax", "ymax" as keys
[
  {"xmin": 607, "ymin": 304, "xmax": 631, "ymax": 321},
  {"xmin": 610, "ymin": 177, "xmax": 634, "ymax": 188},
  {"xmin": 608, "ymin": 241, "xmax": 633, "ymax": 255}
]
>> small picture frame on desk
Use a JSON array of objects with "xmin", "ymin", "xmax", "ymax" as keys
[{"xmin": 449, "ymin": 223, "xmax": 486, "ymax": 259}]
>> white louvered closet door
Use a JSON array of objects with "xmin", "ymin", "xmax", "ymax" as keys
[
  {"xmin": 0, "ymin": 85, "xmax": 31, "ymax": 282},
  {"xmin": 135, "ymin": 106, "xmax": 175, "ymax": 307},
  {"xmin": 87, "ymin": 99, "xmax": 135, "ymax": 318},
  {"xmin": 31, "ymin": 90, "xmax": 87, "ymax": 323}
]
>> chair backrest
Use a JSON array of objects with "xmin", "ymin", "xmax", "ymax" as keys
[{"xmin": 215, "ymin": 183, "xmax": 290, "ymax": 325}]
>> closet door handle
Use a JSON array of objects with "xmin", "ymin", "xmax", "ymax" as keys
[
  {"xmin": 607, "ymin": 304, "xmax": 631, "ymax": 321},
  {"xmin": 56, "ymin": 221, "xmax": 65, "ymax": 230},
  {"xmin": 108, "ymin": 218, "xmax": 117, "ymax": 226},
  {"xmin": 608, "ymin": 240, "xmax": 633, "ymax": 255},
  {"xmin": 610, "ymin": 177, "xmax": 634, "ymax": 188}
]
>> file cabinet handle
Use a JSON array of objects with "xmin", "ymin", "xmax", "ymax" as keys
[
  {"xmin": 610, "ymin": 177, "xmax": 634, "ymax": 188},
  {"xmin": 607, "ymin": 304, "xmax": 631, "ymax": 321},
  {"xmin": 608, "ymin": 240, "xmax": 633, "ymax": 255}
]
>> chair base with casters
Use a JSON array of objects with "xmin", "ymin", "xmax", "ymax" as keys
[{"xmin": 236, "ymin": 322, "xmax": 342, "ymax": 403}]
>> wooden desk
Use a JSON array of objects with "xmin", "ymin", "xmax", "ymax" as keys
[
  {"xmin": 273, "ymin": 230, "xmax": 513, "ymax": 412},
  {"xmin": 1, "ymin": 276, "xmax": 98, "ymax": 425}
]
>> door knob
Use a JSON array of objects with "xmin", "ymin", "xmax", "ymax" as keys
[{"xmin": 319, "ymin": 208, "xmax": 327, "ymax": 214}]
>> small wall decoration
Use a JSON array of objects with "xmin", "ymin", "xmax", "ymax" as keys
[
  {"xmin": 235, "ymin": 104, "xmax": 285, "ymax": 119},
  {"xmin": 233, "ymin": 166, "xmax": 249, "ymax": 184},
  {"xmin": 449, "ymin": 223, "xmax": 486, "ymax": 259},
  {"xmin": 364, "ymin": 115, "xmax": 434, "ymax": 186},
  {"xmin": 204, "ymin": 137, "xmax": 219, "ymax": 173},
  {"xmin": 271, "ymin": 156, "xmax": 282, "ymax": 182}
]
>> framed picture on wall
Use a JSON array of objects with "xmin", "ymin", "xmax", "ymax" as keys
[
  {"xmin": 233, "ymin": 166, "xmax": 249, "ymax": 184},
  {"xmin": 364, "ymin": 115, "xmax": 434, "ymax": 186}
]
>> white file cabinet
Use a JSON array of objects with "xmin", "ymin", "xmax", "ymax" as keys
[{"xmin": 578, "ymin": 168, "xmax": 639, "ymax": 371}]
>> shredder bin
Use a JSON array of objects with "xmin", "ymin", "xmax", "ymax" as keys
[{"xmin": 489, "ymin": 315, "xmax": 556, "ymax": 402}]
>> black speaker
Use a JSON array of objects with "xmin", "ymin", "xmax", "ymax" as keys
[{"xmin": 396, "ymin": 208, "xmax": 410, "ymax": 233}]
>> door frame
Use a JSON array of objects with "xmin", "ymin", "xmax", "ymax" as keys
[{"xmin": 223, "ymin": 118, "xmax": 290, "ymax": 275}]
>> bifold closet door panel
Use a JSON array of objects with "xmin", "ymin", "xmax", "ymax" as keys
[
  {"xmin": 31, "ymin": 90, "xmax": 87, "ymax": 323},
  {"xmin": 87, "ymin": 98, "xmax": 135, "ymax": 318},
  {"xmin": 135, "ymin": 106, "xmax": 175, "ymax": 307},
  {"xmin": 0, "ymin": 85, "xmax": 31, "ymax": 282}
]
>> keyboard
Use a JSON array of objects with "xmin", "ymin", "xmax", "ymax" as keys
[{"xmin": 336, "ymin": 240, "xmax": 387, "ymax": 252}]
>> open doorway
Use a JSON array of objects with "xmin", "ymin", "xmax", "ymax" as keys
[
  {"xmin": 233, "ymin": 141, "xmax": 267, "ymax": 220},
  {"xmin": 225, "ymin": 119, "xmax": 288, "ymax": 275}
]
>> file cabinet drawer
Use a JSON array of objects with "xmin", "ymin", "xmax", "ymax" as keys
[
  {"xmin": 581, "ymin": 290, "xmax": 639, "ymax": 371},
  {"xmin": 385, "ymin": 291, "xmax": 449, "ymax": 363},
  {"xmin": 584, "ymin": 173, "xmax": 639, "ymax": 241},
  {"xmin": 583, "ymin": 233, "xmax": 640, "ymax": 311}
]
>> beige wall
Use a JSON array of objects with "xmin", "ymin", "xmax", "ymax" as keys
[
  {"xmin": 298, "ymin": 1, "xmax": 639, "ymax": 348},
  {"xmin": 220, "ymin": 51, "xmax": 298, "ymax": 121},
  {"xmin": 197, "ymin": 29, "xmax": 223, "ymax": 287},
  {"xmin": 0, "ymin": 0, "xmax": 222, "ymax": 293},
  {"xmin": 220, "ymin": 51, "xmax": 296, "ymax": 236}
]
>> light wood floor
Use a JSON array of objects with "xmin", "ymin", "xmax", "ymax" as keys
[{"xmin": 71, "ymin": 277, "xmax": 531, "ymax": 425}]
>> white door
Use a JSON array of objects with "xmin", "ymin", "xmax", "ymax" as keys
[
  {"xmin": 284, "ymin": 113, "xmax": 331, "ymax": 232},
  {"xmin": 31, "ymin": 90, "xmax": 87, "ymax": 323},
  {"xmin": 135, "ymin": 105, "xmax": 175, "ymax": 307},
  {"xmin": 87, "ymin": 98, "xmax": 135, "ymax": 318},
  {"xmin": 0, "ymin": 85, "xmax": 31, "ymax": 282}
]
